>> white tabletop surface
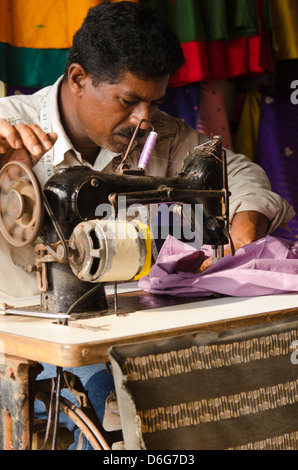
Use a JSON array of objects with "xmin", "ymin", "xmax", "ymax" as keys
[{"xmin": 1, "ymin": 291, "xmax": 298, "ymax": 346}]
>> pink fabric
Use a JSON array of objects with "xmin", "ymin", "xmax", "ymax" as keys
[
  {"xmin": 139, "ymin": 236, "xmax": 298, "ymax": 297},
  {"xmin": 196, "ymin": 81, "xmax": 233, "ymax": 151}
]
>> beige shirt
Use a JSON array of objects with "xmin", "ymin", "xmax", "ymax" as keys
[{"xmin": 0, "ymin": 77, "xmax": 295, "ymax": 298}]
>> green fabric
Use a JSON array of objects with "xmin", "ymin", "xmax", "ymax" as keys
[
  {"xmin": 0, "ymin": 42, "xmax": 68, "ymax": 88},
  {"xmin": 148, "ymin": 0, "xmax": 271, "ymax": 43}
]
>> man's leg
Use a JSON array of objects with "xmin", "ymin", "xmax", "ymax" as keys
[{"xmin": 34, "ymin": 363, "xmax": 115, "ymax": 449}]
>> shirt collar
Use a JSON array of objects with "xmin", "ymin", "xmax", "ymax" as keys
[{"xmin": 44, "ymin": 76, "xmax": 79, "ymax": 167}]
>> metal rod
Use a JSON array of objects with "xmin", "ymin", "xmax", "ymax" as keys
[
  {"xmin": 0, "ymin": 305, "xmax": 70, "ymax": 320},
  {"xmin": 42, "ymin": 193, "xmax": 69, "ymax": 261},
  {"xmin": 108, "ymin": 188, "xmax": 227, "ymax": 207},
  {"xmin": 51, "ymin": 366, "xmax": 62, "ymax": 450},
  {"xmin": 119, "ymin": 119, "xmax": 154, "ymax": 168}
]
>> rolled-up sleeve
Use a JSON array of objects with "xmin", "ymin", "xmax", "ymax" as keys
[{"xmin": 226, "ymin": 149, "xmax": 295, "ymax": 233}]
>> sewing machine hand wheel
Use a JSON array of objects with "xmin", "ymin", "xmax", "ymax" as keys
[{"xmin": 0, "ymin": 161, "xmax": 43, "ymax": 247}]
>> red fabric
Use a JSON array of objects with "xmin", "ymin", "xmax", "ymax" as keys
[
  {"xmin": 255, "ymin": 0, "xmax": 274, "ymax": 71},
  {"xmin": 169, "ymin": 35, "xmax": 274, "ymax": 88}
]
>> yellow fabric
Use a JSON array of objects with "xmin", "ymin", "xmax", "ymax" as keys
[
  {"xmin": 0, "ymin": 0, "xmax": 138, "ymax": 49},
  {"xmin": 269, "ymin": 0, "xmax": 298, "ymax": 59},
  {"xmin": 234, "ymin": 90, "xmax": 262, "ymax": 162},
  {"xmin": 132, "ymin": 221, "xmax": 151, "ymax": 281},
  {"xmin": 0, "ymin": 81, "xmax": 5, "ymax": 97}
]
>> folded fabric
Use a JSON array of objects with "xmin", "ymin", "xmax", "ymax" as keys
[{"xmin": 138, "ymin": 235, "xmax": 298, "ymax": 297}]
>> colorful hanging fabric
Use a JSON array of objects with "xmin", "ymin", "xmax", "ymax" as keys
[
  {"xmin": 0, "ymin": 43, "xmax": 69, "ymax": 88},
  {"xmin": 0, "ymin": 0, "xmax": 98, "ymax": 49},
  {"xmin": 160, "ymin": 82, "xmax": 201, "ymax": 131},
  {"xmin": 196, "ymin": 81, "xmax": 233, "ymax": 151},
  {"xmin": 148, "ymin": 0, "xmax": 265, "ymax": 42},
  {"xmin": 169, "ymin": 34, "xmax": 273, "ymax": 87},
  {"xmin": 0, "ymin": 0, "xmax": 139, "ymax": 49},
  {"xmin": 160, "ymin": 80, "xmax": 232, "ymax": 151},
  {"xmin": 256, "ymin": 95, "xmax": 298, "ymax": 241},
  {"xmin": 234, "ymin": 90, "xmax": 262, "ymax": 161},
  {"xmin": 0, "ymin": 0, "xmax": 274, "ymax": 89},
  {"xmin": 163, "ymin": 0, "xmax": 274, "ymax": 87},
  {"xmin": 0, "ymin": 81, "xmax": 5, "ymax": 97},
  {"xmin": 269, "ymin": 0, "xmax": 298, "ymax": 59},
  {"xmin": 0, "ymin": 0, "xmax": 139, "ymax": 88}
]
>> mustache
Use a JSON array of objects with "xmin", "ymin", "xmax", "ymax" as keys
[{"xmin": 116, "ymin": 127, "xmax": 146, "ymax": 140}]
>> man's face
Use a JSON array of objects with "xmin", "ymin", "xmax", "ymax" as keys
[{"xmin": 77, "ymin": 71, "xmax": 169, "ymax": 154}]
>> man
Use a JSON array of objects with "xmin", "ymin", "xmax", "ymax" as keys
[
  {"xmin": 0, "ymin": 2, "xmax": 294, "ymax": 281},
  {"xmin": 0, "ymin": 1, "xmax": 294, "ymax": 448}
]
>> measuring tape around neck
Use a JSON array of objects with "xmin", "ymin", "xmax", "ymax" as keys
[{"xmin": 39, "ymin": 93, "xmax": 55, "ymax": 180}]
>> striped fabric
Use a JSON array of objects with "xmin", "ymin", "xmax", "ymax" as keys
[{"xmin": 109, "ymin": 317, "xmax": 298, "ymax": 450}]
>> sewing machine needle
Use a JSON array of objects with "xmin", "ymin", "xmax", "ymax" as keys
[{"xmin": 113, "ymin": 282, "xmax": 118, "ymax": 314}]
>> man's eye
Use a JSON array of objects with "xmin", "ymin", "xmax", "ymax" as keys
[{"xmin": 121, "ymin": 98, "xmax": 135, "ymax": 106}]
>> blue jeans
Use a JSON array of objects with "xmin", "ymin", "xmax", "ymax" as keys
[{"xmin": 34, "ymin": 362, "xmax": 115, "ymax": 450}]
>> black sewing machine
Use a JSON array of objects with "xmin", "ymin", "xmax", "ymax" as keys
[{"xmin": 0, "ymin": 135, "xmax": 233, "ymax": 317}]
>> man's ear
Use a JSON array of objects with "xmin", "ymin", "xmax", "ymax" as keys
[{"xmin": 67, "ymin": 63, "xmax": 88, "ymax": 98}]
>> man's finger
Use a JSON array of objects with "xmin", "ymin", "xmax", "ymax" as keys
[
  {"xmin": 194, "ymin": 257, "xmax": 213, "ymax": 273},
  {"xmin": 0, "ymin": 118, "xmax": 23, "ymax": 149},
  {"xmin": 14, "ymin": 124, "xmax": 57, "ymax": 158},
  {"xmin": 28, "ymin": 125, "xmax": 57, "ymax": 152},
  {"xmin": 28, "ymin": 129, "xmax": 58, "ymax": 166},
  {"xmin": 14, "ymin": 123, "xmax": 43, "ymax": 156}
]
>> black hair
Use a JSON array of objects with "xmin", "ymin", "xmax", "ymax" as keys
[{"xmin": 63, "ymin": 1, "xmax": 184, "ymax": 84}]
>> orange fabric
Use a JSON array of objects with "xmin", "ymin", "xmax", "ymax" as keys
[{"xmin": 0, "ymin": 0, "xmax": 139, "ymax": 49}]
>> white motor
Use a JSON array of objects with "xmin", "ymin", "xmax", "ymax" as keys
[{"xmin": 68, "ymin": 219, "xmax": 151, "ymax": 283}]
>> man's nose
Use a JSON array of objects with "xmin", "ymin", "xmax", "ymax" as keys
[{"xmin": 129, "ymin": 105, "xmax": 152, "ymax": 129}]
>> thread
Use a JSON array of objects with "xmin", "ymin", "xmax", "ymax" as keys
[{"xmin": 138, "ymin": 131, "xmax": 158, "ymax": 169}]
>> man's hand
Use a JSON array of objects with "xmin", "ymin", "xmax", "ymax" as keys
[
  {"xmin": 0, "ymin": 119, "xmax": 57, "ymax": 169},
  {"xmin": 194, "ymin": 211, "xmax": 270, "ymax": 273}
]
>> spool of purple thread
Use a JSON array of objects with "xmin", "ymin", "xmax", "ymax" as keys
[{"xmin": 138, "ymin": 131, "xmax": 157, "ymax": 169}]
